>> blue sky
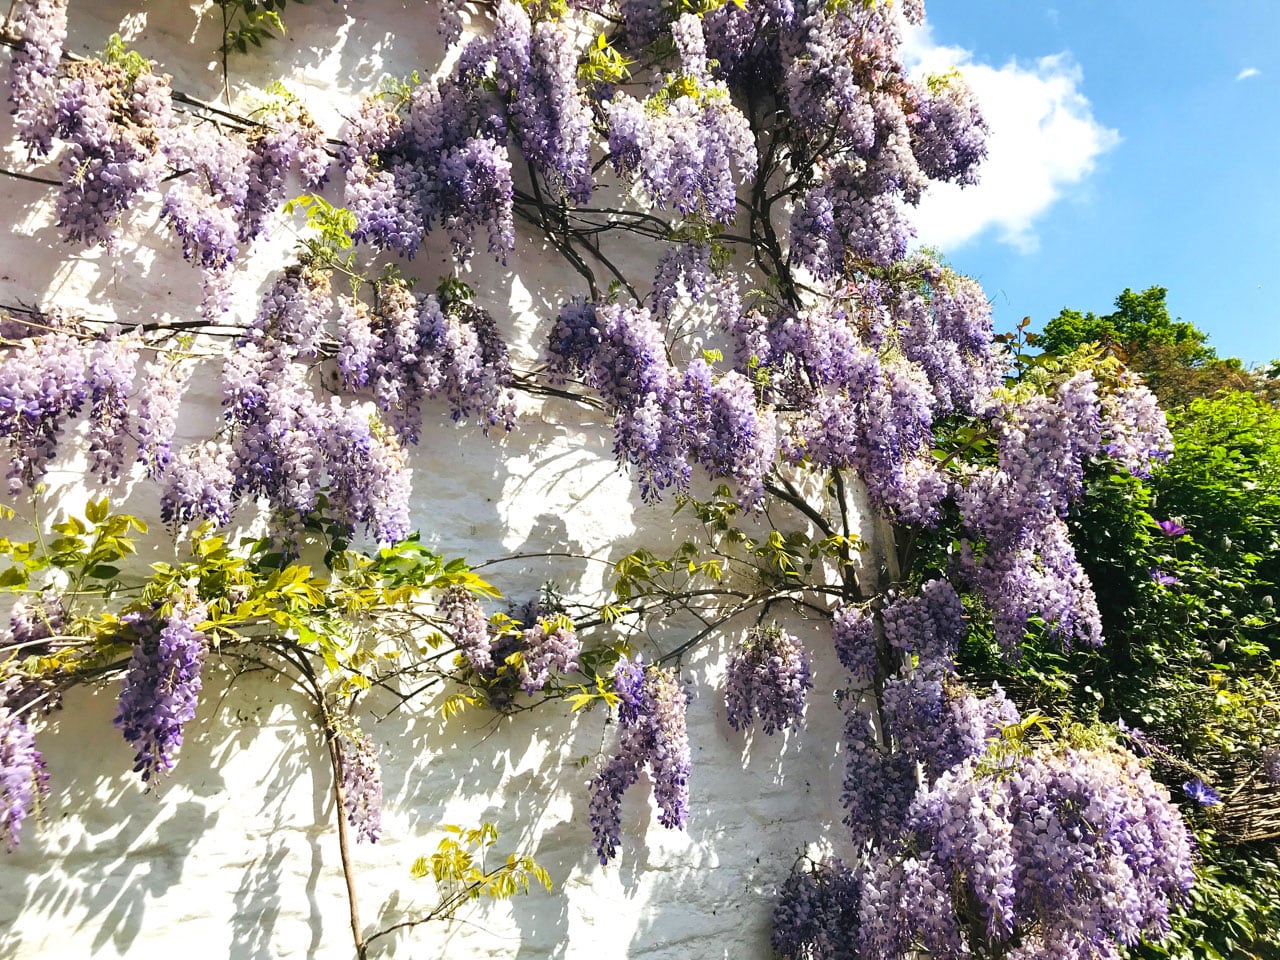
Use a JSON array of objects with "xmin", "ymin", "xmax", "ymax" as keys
[{"xmin": 909, "ymin": 1, "xmax": 1280, "ymax": 365}]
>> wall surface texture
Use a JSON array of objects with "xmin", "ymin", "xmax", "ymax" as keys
[{"xmin": 0, "ymin": 3, "xmax": 872, "ymax": 958}]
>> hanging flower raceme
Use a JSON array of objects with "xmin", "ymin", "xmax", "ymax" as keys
[
  {"xmin": 506, "ymin": 11, "xmax": 594, "ymax": 203},
  {"xmin": 136, "ymin": 353, "xmax": 194, "ymax": 482},
  {"xmin": 839, "ymin": 584, "xmax": 1018, "ymax": 848},
  {"xmin": 603, "ymin": 15, "xmax": 756, "ymax": 225},
  {"xmin": 547, "ymin": 299, "xmax": 687, "ymax": 499},
  {"xmin": 1100, "ymin": 379, "xmax": 1173, "ymax": 476},
  {"xmin": 724, "ymin": 625, "xmax": 812, "ymax": 735},
  {"xmin": 518, "ymin": 616, "xmax": 580, "ymax": 695},
  {"xmin": 7, "ymin": 595, "xmax": 68, "ymax": 657},
  {"xmin": 50, "ymin": 55, "xmax": 173, "ymax": 249},
  {"xmin": 773, "ymin": 315, "xmax": 946, "ymax": 525},
  {"xmin": 770, "ymin": 857, "xmax": 862, "ymax": 960},
  {"xmin": 160, "ymin": 441, "xmax": 237, "ymax": 527},
  {"xmin": 893, "ymin": 268, "xmax": 1002, "ymax": 417},
  {"xmin": 160, "ymin": 100, "xmax": 329, "ymax": 316},
  {"xmin": 547, "ymin": 300, "xmax": 776, "ymax": 506},
  {"xmin": 341, "ymin": 44, "xmax": 514, "ymax": 263},
  {"xmin": 241, "ymin": 99, "xmax": 331, "ymax": 240},
  {"xmin": 840, "ymin": 704, "xmax": 917, "ymax": 848},
  {"xmin": 338, "ymin": 732, "xmax": 382, "ymax": 844},
  {"xmin": 881, "ymin": 663, "xmax": 1019, "ymax": 781},
  {"xmin": 950, "ymin": 368, "xmax": 1169, "ymax": 651},
  {"xmin": 881, "ymin": 579, "xmax": 966, "ymax": 664},
  {"xmin": 322, "ymin": 402, "xmax": 413, "ymax": 544},
  {"xmin": 87, "ymin": 329, "xmax": 142, "ymax": 483},
  {"xmin": 0, "ymin": 331, "xmax": 87, "ymax": 494},
  {"xmin": 907, "ymin": 71, "xmax": 988, "ymax": 186},
  {"xmin": 1, "ymin": 678, "xmax": 50, "ymax": 851},
  {"xmin": 336, "ymin": 281, "xmax": 519, "ymax": 446},
  {"xmin": 832, "ymin": 604, "xmax": 876, "ymax": 684},
  {"xmin": 781, "ymin": 743, "xmax": 1196, "ymax": 960},
  {"xmin": 113, "ymin": 602, "xmax": 208, "ymax": 783},
  {"xmin": 440, "ymin": 586, "xmax": 493, "ymax": 672},
  {"xmin": 588, "ymin": 658, "xmax": 690, "ymax": 863},
  {"xmin": 7, "ymin": 0, "xmax": 68, "ymax": 155},
  {"xmin": 777, "ymin": 0, "xmax": 987, "ymax": 281}
]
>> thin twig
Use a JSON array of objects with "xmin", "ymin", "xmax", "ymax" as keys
[{"xmin": 0, "ymin": 166, "xmax": 60, "ymax": 186}]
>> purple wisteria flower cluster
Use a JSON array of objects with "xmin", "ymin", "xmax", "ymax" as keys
[
  {"xmin": 792, "ymin": 673, "xmax": 1193, "ymax": 954},
  {"xmin": 588, "ymin": 658, "xmax": 690, "ymax": 863},
  {"xmin": 7, "ymin": 0, "xmax": 67, "ymax": 154},
  {"xmin": 340, "ymin": 280, "xmax": 519, "ymax": 442},
  {"xmin": 604, "ymin": 15, "xmax": 756, "ymax": 223},
  {"xmin": 881, "ymin": 578, "xmax": 966, "ymax": 662},
  {"xmin": 723, "ymin": 625, "xmax": 812, "ymax": 735},
  {"xmin": 446, "ymin": 593, "xmax": 582, "ymax": 709},
  {"xmin": 782, "ymin": 1, "xmax": 985, "ymax": 278},
  {"xmin": 340, "ymin": 6, "xmax": 754, "ymax": 257},
  {"xmin": 517, "ymin": 615, "xmax": 581, "ymax": 695},
  {"xmin": 339, "ymin": 21, "xmax": 519, "ymax": 262},
  {"xmin": 505, "ymin": 5, "xmax": 594, "ymax": 204},
  {"xmin": 650, "ymin": 242, "xmax": 743, "ymax": 335},
  {"xmin": 0, "ymin": 331, "xmax": 87, "ymax": 495},
  {"xmin": 547, "ymin": 299, "xmax": 776, "ymax": 504},
  {"xmin": 113, "ymin": 603, "xmax": 208, "ymax": 783},
  {"xmin": 5, "ymin": 4, "xmax": 330, "ymax": 314},
  {"xmin": 440, "ymin": 586, "xmax": 493, "ymax": 673},
  {"xmin": 783, "ymin": 569, "xmax": 1196, "ymax": 957},
  {"xmin": 0, "ymin": 267, "xmax": 517, "ymax": 547},
  {"xmin": 7, "ymin": 594, "xmax": 67, "ymax": 655},
  {"xmin": 846, "ymin": 745, "xmax": 1195, "ymax": 959},
  {"xmin": 49, "ymin": 57, "xmax": 173, "ymax": 249},
  {"xmin": 1, "ymin": 678, "xmax": 50, "ymax": 850},
  {"xmin": 211, "ymin": 267, "xmax": 414, "ymax": 542},
  {"xmin": 837, "ymin": 585, "xmax": 1017, "ymax": 846},
  {"xmin": 740, "ymin": 269, "xmax": 1000, "ymax": 526},
  {"xmin": 136, "ymin": 353, "xmax": 194, "ymax": 482},
  {"xmin": 338, "ymin": 732, "xmax": 382, "ymax": 844},
  {"xmin": 771, "ymin": 857, "xmax": 862, "ymax": 960},
  {"xmin": 1101, "ymin": 379, "xmax": 1175, "ymax": 477},
  {"xmin": 337, "ymin": 280, "xmax": 517, "ymax": 444},
  {"xmin": 87, "ymin": 329, "xmax": 143, "ymax": 482},
  {"xmin": 957, "ymin": 370, "xmax": 1171, "ymax": 651},
  {"xmin": 156, "ymin": 268, "xmax": 513, "ymax": 542},
  {"xmin": 163, "ymin": 99, "xmax": 330, "ymax": 315},
  {"xmin": 832, "ymin": 604, "xmax": 876, "ymax": 684}
]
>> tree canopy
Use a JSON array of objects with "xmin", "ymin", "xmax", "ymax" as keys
[{"xmin": 1041, "ymin": 286, "xmax": 1257, "ymax": 406}]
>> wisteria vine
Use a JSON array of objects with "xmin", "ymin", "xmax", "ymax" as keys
[{"xmin": 0, "ymin": 1, "xmax": 1210, "ymax": 959}]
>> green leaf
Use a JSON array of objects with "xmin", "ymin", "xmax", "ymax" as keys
[
  {"xmin": 85, "ymin": 497, "xmax": 109, "ymax": 524},
  {"xmin": 440, "ymin": 693, "xmax": 480, "ymax": 721},
  {"xmin": 0, "ymin": 566, "xmax": 29, "ymax": 590},
  {"xmin": 52, "ymin": 518, "xmax": 86, "ymax": 537}
]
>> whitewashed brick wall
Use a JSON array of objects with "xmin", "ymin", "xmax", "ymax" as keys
[{"xmin": 0, "ymin": 4, "xmax": 872, "ymax": 956}]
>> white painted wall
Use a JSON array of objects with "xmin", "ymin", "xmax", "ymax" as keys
[{"xmin": 0, "ymin": 3, "xmax": 869, "ymax": 957}]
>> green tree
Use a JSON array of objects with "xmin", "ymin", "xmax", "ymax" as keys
[{"xmin": 1041, "ymin": 287, "xmax": 1253, "ymax": 406}]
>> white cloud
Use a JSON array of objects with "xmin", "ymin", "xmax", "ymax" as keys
[
  {"xmin": 902, "ymin": 24, "xmax": 1119, "ymax": 253},
  {"xmin": 1236, "ymin": 67, "xmax": 1261, "ymax": 81}
]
